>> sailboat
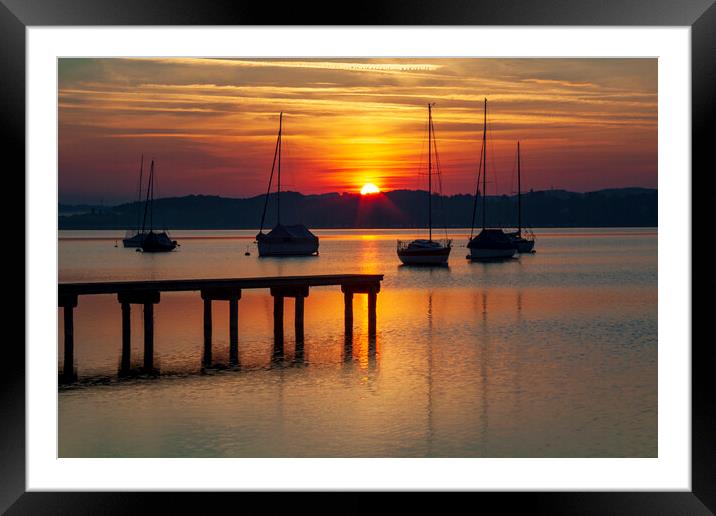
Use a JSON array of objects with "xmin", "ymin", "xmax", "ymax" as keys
[
  {"xmin": 506, "ymin": 141, "xmax": 536, "ymax": 253},
  {"xmin": 467, "ymin": 99, "xmax": 517, "ymax": 261},
  {"xmin": 397, "ymin": 103, "xmax": 452, "ymax": 266},
  {"xmin": 122, "ymin": 155, "xmax": 147, "ymax": 247},
  {"xmin": 139, "ymin": 159, "xmax": 178, "ymax": 253},
  {"xmin": 255, "ymin": 112, "xmax": 319, "ymax": 257}
]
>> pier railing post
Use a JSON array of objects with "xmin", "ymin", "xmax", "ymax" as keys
[{"xmin": 59, "ymin": 294, "xmax": 78, "ymax": 383}]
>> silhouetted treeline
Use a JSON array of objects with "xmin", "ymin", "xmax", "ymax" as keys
[{"xmin": 58, "ymin": 188, "xmax": 657, "ymax": 230}]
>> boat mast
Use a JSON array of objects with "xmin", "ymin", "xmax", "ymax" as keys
[
  {"xmin": 135, "ymin": 154, "xmax": 144, "ymax": 234},
  {"xmin": 517, "ymin": 141, "xmax": 522, "ymax": 237},
  {"xmin": 149, "ymin": 160, "xmax": 155, "ymax": 232},
  {"xmin": 258, "ymin": 113, "xmax": 282, "ymax": 234},
  {"xmin": 428, "ymin": 103, "xmax": 432, "ymax": 241},
  {"xmin": 141, "ymin": 159, "xmax": 154, "ymax": 234},
  {"xmin": 469, "ymin": 120, "xmax": 485, "ymax": 239},
  {"xmin": 482, "ymin": 98, "xmax": 487, "ymax": 231},
  {"xmin": 277, "ymin": 112, "xmax": 282, "ymax": 225}
]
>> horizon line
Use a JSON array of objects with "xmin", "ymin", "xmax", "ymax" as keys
[{"xmin": 59, "ymin": 185, "xmax": 658, "ymax": 207}]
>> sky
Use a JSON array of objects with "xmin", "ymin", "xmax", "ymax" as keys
[{"xmin": 58, "ymin": 58, "xmax": 657, "ymax": 205}]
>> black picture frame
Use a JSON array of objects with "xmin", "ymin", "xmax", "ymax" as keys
[{"xmin": 5, "ymin": 0, "xmax": 711, "ymax": 512}]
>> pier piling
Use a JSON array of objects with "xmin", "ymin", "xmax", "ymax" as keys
[
  {"xmin": 273, "ymin": 294, "xmax": 284, "ymax": 357},
  {"xmin": 120, "ymin": 302, "xmax": 131, "ymax": 375},
  {"xmin": 368, "ymin": 290, "xmax": 377, "ymax": 337},
  {"xmin": 341, "ymin": 283, "xmax": 379, "ymax": 338},
  {"xmin": 295, "ymin": 296, "xmax": 305, "ymax": 344},
  {"xmin": 59, "ymin": 295, "xmax": 78, "ymax": 383},
  {"xmin": 203, "ymin": 297, "xmax": 212, "ymax": 367},
  {"xmin": 270, "ymin": 286, "xmax": 309, "ymax": 359},
  {"xmin": 229, "ymin": 297, "xmax": 239, "ymax": 365},
  {"xmin": 143, "ymin": 303, "xmax": 155, "ymax": 372},
  {"xmin": 201, "ymin": 288, "xmax": 242, "ymax": 369},
  {"xmin": 343, "ymin": 291, "xmax": 353, "ymax": 337},
  {"xmin": 117, "ymin": 290, "xmax": 160, "ymax": 375}
]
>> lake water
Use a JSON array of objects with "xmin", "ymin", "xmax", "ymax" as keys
[{"xmin": 58, "ymin": 228, "xmax": 657, "ymax": 457}]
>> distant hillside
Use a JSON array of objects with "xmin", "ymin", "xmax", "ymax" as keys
[{"xmin": 58, "ymin": 188, "xmax": 657, "ymax": 230}]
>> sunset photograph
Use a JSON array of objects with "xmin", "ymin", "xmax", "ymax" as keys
[{"xmin": 57, "ymin": 57, "xmax": 657, "ymax": 459}]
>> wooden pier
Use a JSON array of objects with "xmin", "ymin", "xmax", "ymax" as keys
[{"xmin": 57, "ymin": 274, "xmax": 383, "ymax": 383}]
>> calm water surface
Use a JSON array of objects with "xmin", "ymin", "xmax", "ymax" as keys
[{"xmin": 58, "ymin": 228, "xmax": 657, "ymax": 457}]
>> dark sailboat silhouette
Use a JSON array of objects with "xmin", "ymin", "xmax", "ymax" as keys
[
  {"xmin": 467, "ymin": 98, "xmax": 517, "ymax": 261},
  {"xmin": 397, "ymin": 103, "xmax": 452, "ymax": 265},
  {"xmin": 506, "ymin": 141, "xmax": 536, "ymax": 253},
  {"xmin": 122, "ymin": 155, "xmax": 147, "ymax": 248},
  {"xmin": 139, "ymin": 159, "xmax": 178, "ymax": 253},
  {"xmin": 255, "ymin": 112, "xmax": 319, "ymax": 257}
]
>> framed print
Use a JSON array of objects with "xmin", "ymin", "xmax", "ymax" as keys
[{"xmin": 5, "ymin": 0, "xmax": 712, "ymax": 512}]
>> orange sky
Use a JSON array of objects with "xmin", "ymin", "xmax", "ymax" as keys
[{"xmin": 58, "ymin": 58, "xmax": 657, "ymax": 204}]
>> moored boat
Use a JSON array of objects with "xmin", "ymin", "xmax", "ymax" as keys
[
  {"xmin": 139, "ymin": 159, "xmax": 178, "ymax": 253},
  {"xmin": 466, "ymin": 98, "xmax": 516, "ymax": 261},
  {"xmin": 141, "ymin": 230, "xmax": 177, "ymax": 253},
  {"xmin": 397, "ymin": 239, "xmax": 452, "ymax": 265},
  {"xmin": 397, "ymin": 103, "xmax": 451, "ymax": 266},
  {"xmin": 506, "ymin": 141, "xmax": 536, "ymax": 253},
  {"xmin": 122, "ymin": 231, "xmax": 146, "ymax": 248},
  {"xmin": 256, "ymin": 112, "xmax": 319, "ymax": 257},
  {"xmin": 467, "ymin": 229, "xmax": 517, "ymax": 259},
  {"xmin": 123, "ymin": 155, "xmax": 147, "ymax": 248},
  {"xmin": 256, "ymin": 224, "xmax": 319, "ymax": 257}
]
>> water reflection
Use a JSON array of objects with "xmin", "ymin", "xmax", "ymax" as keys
[
  {"xmin": 480, "ymin": 290, "xmax": 489, "ymax": 455},
  {"xmin": 426, "ymin": 291, "xmax": 434, "ymax": 454},
  {"xmin": 58, "ymin": 229, "xmax": 657, "ymax": 458}
]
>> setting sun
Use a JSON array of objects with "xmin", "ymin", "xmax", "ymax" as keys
[{"xmin": 360, "ymin": 183, "xmax": 381, "ymax": 195}]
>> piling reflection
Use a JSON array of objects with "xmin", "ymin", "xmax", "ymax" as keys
[
  {"xmin": 478, "ymin": 290, "xmax": 489, "ymax": 455},
  {"xmin": 426, "ymin": 291, "xmax": 434, "ymax": 454}
]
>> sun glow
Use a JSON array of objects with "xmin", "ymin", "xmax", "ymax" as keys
[{"xmin": 360, "ymin": 183, "xmax": 381, "ymax": 195}]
